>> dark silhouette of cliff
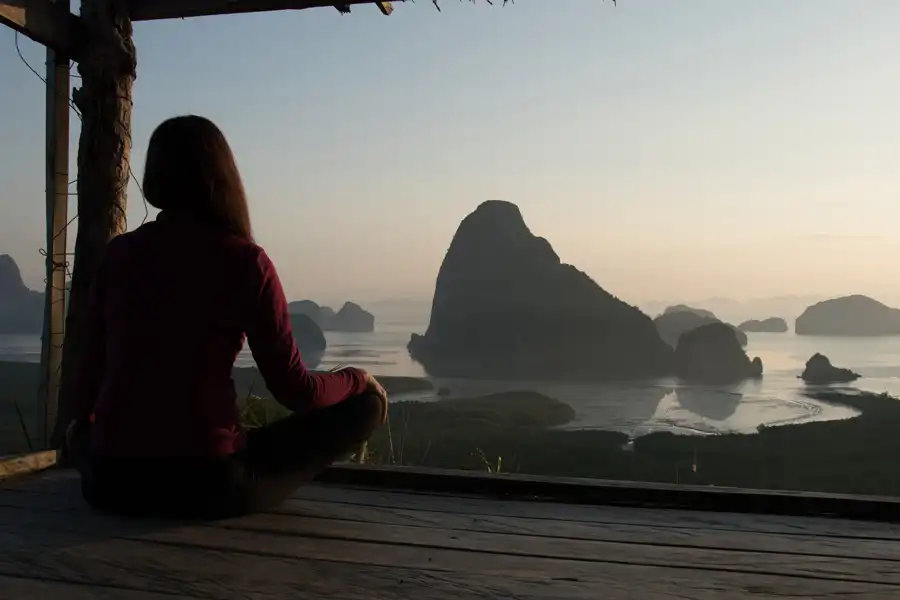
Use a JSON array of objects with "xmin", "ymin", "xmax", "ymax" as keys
[
  {"xmin": 795, "ymin": 295, "xmax": 900, "ymax": 336},
  {"xmin": 738, "ymin": 317, "xmax": 788, "ymax": 333},
  {"xmin": 0, "ymin": 255, "xmax": 43, "ymax": 334},
  {"xmin": 654, "ymin": 306, "xmax": 747, "ymax": 347},
  {"xmin": 673, "ymin": 323, "xmax": 763, "ymax": 384},
  {"xmin": 408, "ymin": 200, "xmax": 673, "ymax": 380}
]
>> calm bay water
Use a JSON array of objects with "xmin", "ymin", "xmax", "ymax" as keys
[{"xmin": 4, "ymin": 314, "xmax": 897, "ymax": 437}]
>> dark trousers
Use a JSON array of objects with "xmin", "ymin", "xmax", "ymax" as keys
[{"xmin": 74, "ymin": 393, "xmax": 382, "ymax": 519}]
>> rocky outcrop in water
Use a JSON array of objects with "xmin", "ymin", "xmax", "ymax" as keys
[
  {"xmin": 738, "ymin": 317, "xmax": 788, "ymax": 333},
  {"xmin": 673, "ymin": 322, "xmax": 763, "ymax": 384},
  {"xmin": 287, "ymin": 299, "xmax": 375, "ymax": 333},
  {"xmin": 654, "ymin": 306, "xmax": 747, "ymax": 348},
  {"xmin": 330, "ymin": 302, "xmax": 375, "ymax": 332},
  {"xmin": 0, "ymin": 255, "xmax": 43, "ymax": 334},
  {"xmin": 796, "ymin": 295, "xmax": 900, "ymax": 336},
  {"xmin": 408, "ymin": 200, "xmax": 673, "ymax": 380},
  {"xmin": 288, "ymin": 313, "xmax": 326, "ymax": 368},
  {"xmin": 799, "ymin": 353, "xmax": 860, "ymax": 384}
]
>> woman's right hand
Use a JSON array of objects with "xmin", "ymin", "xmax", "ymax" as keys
[{"xmin": 361, "ymin": 370, "xmax": 389, "ymax": 424}]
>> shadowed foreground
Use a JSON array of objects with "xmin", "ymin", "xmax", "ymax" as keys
[{"xmin": 2, "ymin": 469, "xmax": 900, "ymax": 598}]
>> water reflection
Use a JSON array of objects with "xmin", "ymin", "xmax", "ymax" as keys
[{"xmin": 674, "ymin": 387, "xmax": 743, "ymax": 422}]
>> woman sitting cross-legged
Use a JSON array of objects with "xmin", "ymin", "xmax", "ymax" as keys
[{"xmin": 64, "ymin": 114, "xmax": 387, "ymax": 519}]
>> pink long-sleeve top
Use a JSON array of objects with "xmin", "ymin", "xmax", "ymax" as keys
[{"xmin": 70, "ymin": 213, "xmax": 366, "ymax": 458}]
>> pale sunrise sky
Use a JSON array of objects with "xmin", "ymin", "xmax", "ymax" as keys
[{"xmin": 2, "ymin": 0, "xmax": 899, "ymax": 308}]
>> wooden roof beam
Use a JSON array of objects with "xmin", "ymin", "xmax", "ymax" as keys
[
  {"xmin": 0, "ymin": 0, "xmax": 84, "ymax": 59},
  {"xmin": 130, "ymin": 0, "xmax": 397, "ymax": 21}
]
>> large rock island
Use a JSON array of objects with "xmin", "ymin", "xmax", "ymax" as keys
[
  {"xmin": 0, "ymin": 255, "xmax": 43, "ymax": 334},
  {"xmin": 795, "ymin": 295, "xmax": 900, "ymax": 336},
  {"xmin": 408, "ymin": 200, "xmax": 673, "ymax": 380},
  {"xmin": 673, "ymin": 323, "xmax": 763, "ymax": 384},
  {"xmin": 653, "ymin": 305, "xmax": 748, "ymax": 347}
]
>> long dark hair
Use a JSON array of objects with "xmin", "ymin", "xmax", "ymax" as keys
[{"xmin": 143, "ymin": 115, "xmax": 253, "ymax": 240}]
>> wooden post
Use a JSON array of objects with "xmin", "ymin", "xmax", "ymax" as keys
[
  {"xmin": 38, "ymin": 0, "xmax": 71, "ymax": 449},
  {"xmin": 52, "ymin": 0, "xmax": 135, "ymax": 449}
]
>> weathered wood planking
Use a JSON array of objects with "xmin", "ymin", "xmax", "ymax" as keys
[
  {"xmin": 11, "ymin": 469, "xmax": 900, "ymax": 541},
  {"xmin": 0, "ymin": 575, "xmax": 198, "ymax": 599},
  {"xmin": 291, "ymin": 483, "xmax": 900, "ymax": 540},
  {"xmin": 3, "ymin": 470, "xmax": 900, "ymax": 598}
]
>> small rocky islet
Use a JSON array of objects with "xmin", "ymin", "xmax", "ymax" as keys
[
  {"xmin": 738, "ymin": 317, "xmax": 789, "ymax": 333},
  {"xmin": 800, "ymin": 353, "xmax": 861, "ymax": 385}
]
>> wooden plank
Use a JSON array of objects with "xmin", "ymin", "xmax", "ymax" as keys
[
  {"xmin": 271, "ymin": 498, "xmax": 900, "ymax": 562},
  {"xmin": 0, "ymin": 0, "xmax": 83, "ymax": 58},
  {"xmin": 3, "ymin": 498, "xmax": 900, "ymax": 588},
  {"xmin": 38, "ymin": 0, "xmax": 70, "ymax": 448},
  {"xmin": 0, "ymin": 450, "xmax": 57, "ymax": 480},
  {"xmin": 130, "ymin": 0, "xmax": 400, "ymax": 21},
  {"xmin": 206, "ymin": 515, "xmax": 900, "ymax": 585},
  {"xmin": 1, "ymin": 514, "xmax": 896, "ymax": 598},
  {"xmin": 8, "ymin": 469, "xmax": 900, "ymax": 541},
  {"xmin": 7, "ymin": 480, "xmax": 900, "ymax": 563},
  {"xmin": 319, "ymin": 463, "xmax": 900, "ymax": 522},
  {"xmin": 0, "ymin": 575, "xmax": 200, "ymax": 599},
  {"xmin": 293, "ymin": 484, "xmax": 900, "ymax": 541}
]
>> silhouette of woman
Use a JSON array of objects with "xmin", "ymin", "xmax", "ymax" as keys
[{"xmin": 65, "ymin": 115, "xmax": 387, "ymax": 519}]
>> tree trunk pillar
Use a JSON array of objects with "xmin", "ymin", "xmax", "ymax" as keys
[{"xmin": 52, "ymin": 0, "xmax": 135, "ymax": 450}]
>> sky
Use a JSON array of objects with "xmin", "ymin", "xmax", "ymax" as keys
[{"xmin": 2, "ymin": 0, "xmax": 900, "ymax": 309}]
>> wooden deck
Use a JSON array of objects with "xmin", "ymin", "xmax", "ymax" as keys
[{"xmin": 3, "ymin": 469, "xmax": 900, "ymax": 598}]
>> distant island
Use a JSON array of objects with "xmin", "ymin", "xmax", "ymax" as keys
[
  {"xmin": 653, "ymin": 305, "xmax": 747, "ymax": 347},
  {"xmin": 288, "ymin": 300, "xmax": 375, "ymax": 333},
  {"xmin": 0, "ymin": 255, "xmax": 44, "ymax": 334},
  {"xmin": 409, "ymin": 200, "xmax": 673, "ymax": 381},
  {"xmin": 795, "ymin": 295, "xmax": 900, "ymax": 336},
  {"xmin": 738, "ymin": 317, "xmax": 788, "ymax": 333}
]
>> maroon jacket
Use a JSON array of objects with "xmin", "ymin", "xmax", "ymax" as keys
[{"xmin": 71, "ymin": 214, "xmax": 366, "ymax": 458}]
